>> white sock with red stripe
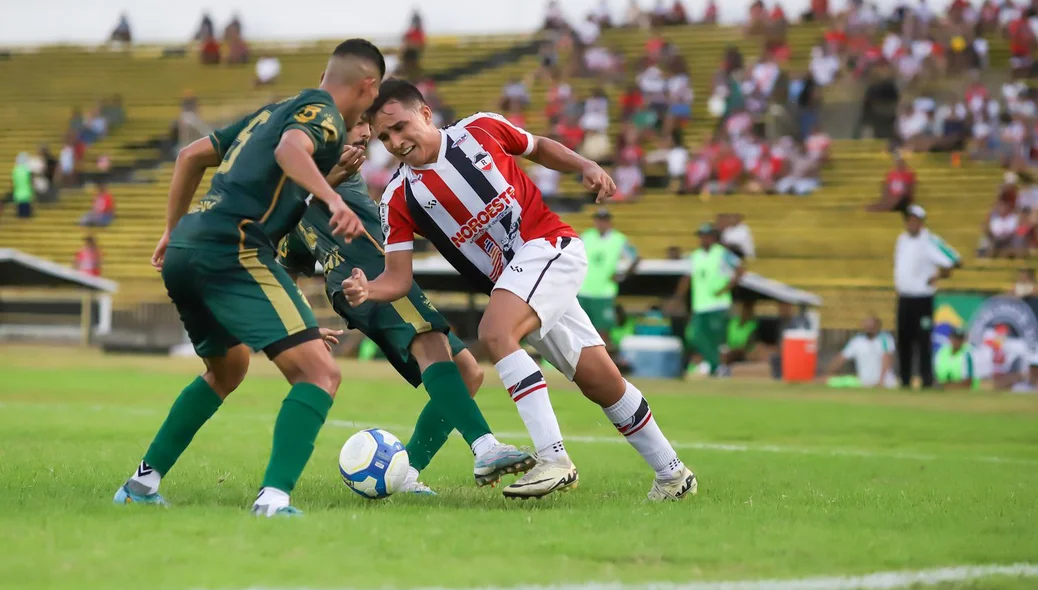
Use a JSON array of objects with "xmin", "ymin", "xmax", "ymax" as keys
[
  {"xmin": 604, "ymin": 380, "xmax": 684, "ymax": 479},
  {"xmin": 494, "ymin": 350, "xmax": 568, "ymax": 461}
]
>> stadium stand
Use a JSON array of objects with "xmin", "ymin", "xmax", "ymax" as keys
[{"xmin": 0, "ymin": 25, "xmax": 1023, "ymax": 331}]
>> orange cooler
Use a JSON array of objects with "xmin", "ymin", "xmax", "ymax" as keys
[{"xmin": 781, "ymin": 328, "xmax": 817, "ymax": 382}]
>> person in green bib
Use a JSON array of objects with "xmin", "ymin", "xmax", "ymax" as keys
[
  {"xmin": 578, "ymin": 208, "xmax": 641, "ymax": 342},
  {"xmin": 9, "ymin": 153, "xmax": 35, "ymax": 218},
  {"xmin": 674, "ymin": 222, "xmax": 745, "ymax": 377},
  {"xmin": 934, "ymin": 328, "xmax": 978, "ymax": 390}
]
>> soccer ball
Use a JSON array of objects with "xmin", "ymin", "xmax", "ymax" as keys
[{"xmin": 338, "ymin": 428, "xmax": 409, "ymax": 499}]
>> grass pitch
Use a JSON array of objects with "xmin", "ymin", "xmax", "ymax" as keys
[{"xmin": 1, "ymin": 345, "xmax": 1037, "ymax": 590}]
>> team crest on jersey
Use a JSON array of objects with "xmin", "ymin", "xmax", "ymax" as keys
[{"xmin": 471, "ymin": 151, "xmax": 494, "ymax": 172}]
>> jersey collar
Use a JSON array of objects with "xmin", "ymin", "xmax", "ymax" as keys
[{"xmin": 410, "ymin": 130, "xmax": 448, "ymax": 171}]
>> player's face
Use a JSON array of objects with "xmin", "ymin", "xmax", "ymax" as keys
[
  {"xmin": 347, "ymin": 122, "xmax": 371, "ymax": 148},
  {"xmin": 343, "ymin": 77, "xmax": 382, "ymax": 128},
  {"xmin": 372, "ymin": 100, "xmax": 438, "ymax": 167}
]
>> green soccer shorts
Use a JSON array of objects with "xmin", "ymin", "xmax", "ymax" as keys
[
  {"xmin": 162, "ymin": 246, "xmax": 320, "ymax": 359},
  {"xmin": 331, "ymin": 286, "xmax": 465, "ymax": 388},
  {"xmin": 577, "ymin": 295, "xmax": 617, "ymax": 333}
]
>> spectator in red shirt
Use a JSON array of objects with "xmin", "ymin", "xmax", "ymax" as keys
[
  {"xmin": 80, "ymin": 182, "xmax": 115, "ymax": 227},
  {"xmin": 402, "ymin": 11, "xmax": 426, "ymax": 79},
  {"xmin": 868, "ymin": 154, "xmax": 916, "ymax": 212},
  {"xmin": 200, "ymin": 34, "xmax": 221, "ymax": 65},
  {"xmin": 708, "ymin": 142, "xmax": 744, "ymax": 195},
  {"xmin": 620, "ymin": 83, "xmax": 645, "ymax": 120},
  {"xmin": 645, "ymin": 33, "xmax": 666, "ymax": 62},
  {"xmin": 808, "ymin": 0, "xmax": 829, "ymax": 22},
  {"xmin": 746, "ymin": 145, "xmax": 786, "ymax": 194},
  {"xmin": 702, "ymin": 0, "xmax": 718, "ymax": 24},
  {"xmin": 74, "ymin": 236, "xmax": 102, "ymax": 277},
  {"xmin": 667, "ymin": 1, "xmax": 688, "ymax": 25},
  {"xmin": 554, "ymin": 113, "xmax": 585, "ymax": 151}
]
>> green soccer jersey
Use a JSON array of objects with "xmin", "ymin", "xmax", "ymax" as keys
[
  {"xmin": 278, "ymin": 174, "xmax": 382, "ymax": 298},
  {"xmin": 170, "ymin": 88, "xmax": 347, "ymax": 252}
]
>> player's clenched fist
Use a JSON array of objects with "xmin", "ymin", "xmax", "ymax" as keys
[{"xmin": 342, "ymin": 267, "xmax": 369, "ymax": 307}]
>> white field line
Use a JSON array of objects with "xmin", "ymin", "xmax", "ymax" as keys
[
  {"xmin": 235, "ymin": 563, "xmax": 1038, "ymax": 590},
  {"xmin": 3, "ymin": 400, "xmax": 1038, "ymax": 466}
]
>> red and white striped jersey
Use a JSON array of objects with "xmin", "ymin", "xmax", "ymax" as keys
[{"xmin": 380, "ymin": 112, "xmax": 576, "ymax": 288}]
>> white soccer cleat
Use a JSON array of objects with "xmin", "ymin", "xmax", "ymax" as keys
[
  {"xmin": 647, "ymin": 466, "xmax": 698, "ymax": 501},
  {"xmin": 501, "ymin": 456, "xmax": 578, "ymax": 499},
  {"xmin": 398, "ymin": 473, "xmax": 437, "ymax": 496}
]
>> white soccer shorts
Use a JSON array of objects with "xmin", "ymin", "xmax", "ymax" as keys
[{"xmin": 493, "ymin": 237, "xmax": 605, "ymax": 380}]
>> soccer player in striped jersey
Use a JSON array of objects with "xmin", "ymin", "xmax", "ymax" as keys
[{"xmin": 342, "ymin": 80, "xmax": 697, "ymax": 501}]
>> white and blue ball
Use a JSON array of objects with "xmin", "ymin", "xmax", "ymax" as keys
[{"xmin": 338, "ymin": 428, "xmax": 409, "ymax": 499}]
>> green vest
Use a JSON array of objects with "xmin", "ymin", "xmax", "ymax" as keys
[
  {"xmin": 11, "ymin": 164, "xmax": 32, "ymax": 203},
  {"xmin": 935, "ymin": 343, "xmax": 976, "ymax": 388},
  {"xmin": 690, "ymin": 244, "xmax": 733, "ymax": 313},
  {"xmin": 610, "ymin": 317, "xmax": 636, "ymax": 346},
  {"xmin": 580, "ymin": 229, "xmax": 628, "ymax": 298},
  {"xmin": 727, "ymin": 318, "xmax": 757, "ymax": 350}
]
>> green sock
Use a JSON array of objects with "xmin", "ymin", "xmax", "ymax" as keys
[
  {"xmin": 143, "ymin": 376, "xmax": 223, "ymax": 476},
  {"xmin": 422, "ymin": 361, "xmax": 491, "ymax": 447},
  {"xmin": 261, "ymin": 383, "xmax": 333, "ymax": 493},
  {"xmin": 405, "ymin": 401, "xmax": 454, "ymax": 472}
]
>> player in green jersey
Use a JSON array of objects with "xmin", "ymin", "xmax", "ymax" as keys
[
  {"xmin": 279, "ymin": 122, "xmax": 535, "ymax": 494},
  {"xmin": 114, "ymin": 39, "xmax": 386, "ymax": 517}
]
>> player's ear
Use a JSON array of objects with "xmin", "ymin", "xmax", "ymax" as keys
[{"xmin": 421, "ymin": 103, "xmax": 433, "ymax": 124}]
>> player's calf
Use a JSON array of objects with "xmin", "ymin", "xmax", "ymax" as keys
[
  {"xmin": 453, "ymin": 349, "xmax": 484, "ymax": 397},
  {"xmin": 252, "ymin": 339, "xmax": 342, "ymax": 517},
  {"xmin": 115, "ymin": 344, "xmax": 251, "ymax": 507},
  {"xmin": 572, "ymin": 346, "xmax": 697, "ymax": 501},
  {"xmin": 408, "ymin": 331, "xmax": 532, "ymax": 487}
]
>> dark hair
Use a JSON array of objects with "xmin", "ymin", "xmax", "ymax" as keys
[
  {"xmin": 332, "ymin": 38, "xmax": 386, "ymax": 78},
  {"xmin": 363, "ymin": 78, "xmax": 427, "ymax": 121}
]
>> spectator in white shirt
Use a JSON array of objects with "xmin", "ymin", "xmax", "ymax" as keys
[
  {"xmin": 589, "ymin": 0, "xmax": 612, "ymax": 27},
  {"xmin": 575, "ymin": 15, "xmax": 601, "ymax": 46},
  {"xmin": 809, "ymin": 45, "xmax": 841, "ymax": 87},
  {"xmin": 613, "ymin": 153, "xmax": 644, "ymax": 201},
  {"xmin": 500, "ymin": 79, "xmax": 530, "ymax": 109},
  {"xmin": 981, "ymin": 200, "xmax": 1023, "ymax": 258},
  {"xmin": 580, "ymin": 88, "xmax": 611, "ymax": 133},
  {"xmin": 718, "ymin": 213, "xmax": 755, "ymax": 258},
  {"xmin": 822, "ymin": 316, "xmax": 898, "ymax": 388}
]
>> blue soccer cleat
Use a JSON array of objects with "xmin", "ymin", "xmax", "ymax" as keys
[
  {"xmin": 113, "ymin": 482, "xmax": 169, "ymax": 507},
  {"xmin": 474, "ymin": 443, "xmax": 536, "ymax": 487},
  {"xmin": 250, "ymin": 503, "xmax": 304, "ymax": 517}
]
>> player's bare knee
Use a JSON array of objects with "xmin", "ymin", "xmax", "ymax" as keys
[
  {"xmin": 202, "ymin": 346, "xmax": 250, "ymax": 399},
  {"xmin": 477, "ymin": 321, "xmax": 516, "ymax": 362},
  {"xmin": 310, "ymin": 360, "xmax": 342, "ymax": 398}
]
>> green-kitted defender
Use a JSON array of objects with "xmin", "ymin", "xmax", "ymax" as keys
[
  {"xmin": 114, "ymin": 40, "xmax": 388, "ymax": 517},
  {"xmin": 163, "ymin": 89, "xmax": 346, "ymax": 358},
  {"xmin": 277, "ymin": 123, "xmax": 534, "ymax": 494}
]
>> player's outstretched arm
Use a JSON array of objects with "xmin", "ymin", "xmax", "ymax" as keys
[
  {"xmin": 525, "ymin": 135, "xmax": 617, "ymax": 203},
  {"xmin": 275, "ymin": 129, "xmax": 363, "ymax": 239}
]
